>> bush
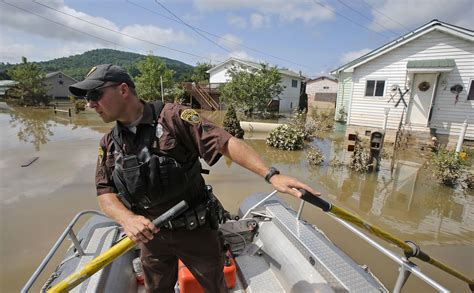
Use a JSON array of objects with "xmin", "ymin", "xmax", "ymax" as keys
[
  {"xmin": 305, "ymin": 107, "xmax": 335, "ymax": 138},
  {"xmin": 266, "ymin": 124, "xmax": 305, "ymax": 151},
  {"xmin": 74, "ymin": 100, "xmax": 87, "ymax": 113},
  {"xmin": 223, "ymin": 106, "xmax": 244, "ymax": 138},
  {"xmin": 348, "ymin": 135, "xmax": 371, "ymax": 173},
  {"xmin": 307, "ymin": 145, "xmax": 324, "ymax": 166},
  {"xmin": 431, "ymin": 148, "xmax": 463, "ymax": 186}
]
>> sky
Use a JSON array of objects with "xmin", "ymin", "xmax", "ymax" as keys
[{"xmin": 1, "ymin": 0, "xmax": 473, "ymax": 78}]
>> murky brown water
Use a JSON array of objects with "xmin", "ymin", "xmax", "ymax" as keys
[{"xmin": 1, "ymin": 104, "xmax": 472, "ymax": 292}]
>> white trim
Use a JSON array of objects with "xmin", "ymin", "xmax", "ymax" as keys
[
  {"xmin": 364, "ymin": 79, "xmax": 386, "ymax": 97},
  {"xmin": 347, "ymin": 79, "xmax": 355, "ymax": 125}
]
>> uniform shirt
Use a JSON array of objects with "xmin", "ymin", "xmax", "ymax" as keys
[{"xmin": 95, "ymin": 101, "xmax": 232, "ymax": 216}]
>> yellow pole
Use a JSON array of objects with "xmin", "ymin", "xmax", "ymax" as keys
[
  {"xmin": 300, "ymin": 191, "xmax": 474, "ymax": 287},
  {"xmin": 47, "ymin": 200, "xmax": 188, "ymax": 292},
  {"xmin": 48, "ymin": 238, "xmax": 135, "ymax": 292}
]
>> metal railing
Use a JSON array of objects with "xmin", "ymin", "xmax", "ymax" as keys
[
  {"xmin": 243, "ymin": 191, "xmax": 449, "ymax": 293},
  {"xmin": 21, "ymin": 210, "xmax": 106, "ymax": 293}
]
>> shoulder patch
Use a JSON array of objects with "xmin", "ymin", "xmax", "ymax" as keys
[
  {"xmin": 98, "ymin": 145, "xmax": 104, "ymax": 162},
  {"xmin": 180, "ymin": 109, "xmax": 201, "ymax": 125}
]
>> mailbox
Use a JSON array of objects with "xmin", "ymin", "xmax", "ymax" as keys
[
  {"xmin": 370, "ymin": 131, "xmax": 384, "ymax": 150},
  {"xmin": 369, "ymin": 131, "xmax": 385, "ymax": 171}
]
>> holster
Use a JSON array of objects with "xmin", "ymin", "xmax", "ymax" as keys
[{"xmin": 205, "ymin": 185, "xmax": 229, "ymax": 230}]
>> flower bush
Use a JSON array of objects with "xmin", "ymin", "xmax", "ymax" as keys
[{"xmin": 266, "ymin": 124, "xmax": 305, "ymax": 151}]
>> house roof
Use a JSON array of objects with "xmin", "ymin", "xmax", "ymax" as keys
[
  {"xmin": 44, "ymin": 71, "xmax": 78, "ymax": 81},
  {"xmin": 307, "ymin": 76, "xmax": 338, "ymax": 83},
  {"xmin": 207, "ymin": 57, "xmax": 304, "ymax": 79},
  {"xmin": 331, "ymin": 19, "xmax": 474, "ymax": 75}
]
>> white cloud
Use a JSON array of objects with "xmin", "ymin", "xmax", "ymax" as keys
[
  {"xmin": 227, "ymin": 15, "xmax": 247, "ymax": 29},
  {"xmin": 340, "ymin": 48, "xmax": 372, "ymax": 64},
  {"xmin": 0, "ymin": 0, "xmax": 192, "ymax": 63},
  {"xmin": 250, "ymin": 13, "xmax": 270, "ymax": 29},
  {"xmin": 121, "ymin": 25, "xmax": 189, "ymax": 46},
  {"xmin": 368, "ymin": 0, "xmax": 473, "ymax": 32},
  {"xmin": 194, "ymin": 0, "xmax": 334, "ymax": 24},
  {"xmin": 217, "ymin": 34, "xmax": 243, "ymax": 51}
]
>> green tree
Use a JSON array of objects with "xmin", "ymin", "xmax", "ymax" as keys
[
  {"xmin": 191, "ymin": 62, "xmax": 212, "ymax": 83},
  {"xmin": 7, "ymin": 57, "xmax": 50, "ymax": 106},
  {"xmin": 223, "ymin": 106, "xmax": 244, "ymax": 138},
  {"xmin": 219, "ymin": 63, "xmax": 284, "ymax": 113},
  {"xmin": 134, "ymin": 55, "xmax": 174, "ymax": 101}
]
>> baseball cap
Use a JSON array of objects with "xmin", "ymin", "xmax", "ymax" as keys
[{"xmin": 69, "ymin": 64, "xmax": 135, "ymax": 96}]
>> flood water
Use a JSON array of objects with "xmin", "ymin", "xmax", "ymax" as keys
[{"xmin": 0, "ymin": 104, "xmax": 473, "ymax": 292}]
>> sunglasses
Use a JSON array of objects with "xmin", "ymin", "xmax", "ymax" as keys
[{"xmin": 85, "ymin": 83, "xmax": 121, "ymax": 102}]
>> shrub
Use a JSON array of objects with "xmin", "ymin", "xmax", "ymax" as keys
[
  {"xmin": 431, "ymin": 148, "xmax": 463, "ymax": 186},
  {"xmin": 74, "ymin": 99, "xmax": 87, "ymax": 113},
  {"xmin": 223, "ymin": 106, "xmax": 244, "ymax": 138},
  {"xmin": 266, "ymin": 124, "xmax": 305, "ymax": 151},
  {"xmin": 307, "ymin": 145, "xmax": 324, "ymax": 166}
]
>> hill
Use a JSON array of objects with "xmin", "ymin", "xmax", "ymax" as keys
[{"xmin": 0, "ymin": 49, "xmax": 194, "ymax": 81}]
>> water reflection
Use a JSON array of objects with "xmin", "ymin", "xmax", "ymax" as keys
[{"xmin": 8, "ymin": 107, "xmax": 54, "ymax": 151}]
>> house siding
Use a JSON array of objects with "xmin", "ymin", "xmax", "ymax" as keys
[
  {"xmin": 306, "ymin": 78, "xmax": 338, "ymax": 97},
  {"xmin": 349, "ymin": 30, "xmax": 474, "ymax": 139},
  {"xmin": 44, "ymin": 73, "xmax": 77, "ymax": 99}
]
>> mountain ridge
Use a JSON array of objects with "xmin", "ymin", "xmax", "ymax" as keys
[{"xmin": 0, "ymin": 49, "xmax": 194, "ymax": 81}]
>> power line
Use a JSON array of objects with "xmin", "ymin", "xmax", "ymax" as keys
[
  {"xmin": 127, "ymin": 0, "xmax": 311, "ymax": 69},
  {"xmin": 360, "ymin": 0, "xmax": 413, "ymax": 33},
  {"xmin": 335, "ymin": 0, "xmax": 400, "ymax": 37},
  {"xmin": 154, "ymin": 0, "xmax": 231, "ymax": 53},
  {"xmin": 311, "ymin": 0, "xmax": 392, "ymax": 40},
  {"xmin": 30, "ymin": 0, "xmax": 220, "ymax": 63},
  {"xmin": 2, "ymin": 1, "xmax": 123, "ymax": 49}
]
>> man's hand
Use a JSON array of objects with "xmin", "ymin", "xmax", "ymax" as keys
[
  {"xmin": 269, "ymin": 174, "xmax": 320, "ymax": 199},
  {"xmin": 120, "ymin": 214, "xmax": 159, "ymax": 244}
]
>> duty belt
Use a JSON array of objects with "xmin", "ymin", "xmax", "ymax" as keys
[{"xmin": 163, "ymin": 203, "xmax": 207, "ymax": 231}]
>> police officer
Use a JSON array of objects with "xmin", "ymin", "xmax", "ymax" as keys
[{"xmin": 69, "ymin": 64, "xmax": 319, "ymax": 293}]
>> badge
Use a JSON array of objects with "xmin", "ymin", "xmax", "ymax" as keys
[
  {"xmin": 156, "ymin": 123, "xmax": 164, "ymax": 139},
  {"xmin": 98, "ymin": 145, "xmax": 104, "ymax": 162},
  {"xmin": 180, "ymin": 109, "xmax": 201, "ymax": 124}
]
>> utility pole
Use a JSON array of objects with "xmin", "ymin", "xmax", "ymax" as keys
[{"xmin": 160, "ymin": 76, "xmax": 164, "ymax": 102}]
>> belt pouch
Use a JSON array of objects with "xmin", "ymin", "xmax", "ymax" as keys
[
  {"xmin": 195, "ymin": 205, "xmax": 207, "ymax": 226},
  {"xmin": 183, "ymin": 209, "xmax": 198, "ymax": 230}
]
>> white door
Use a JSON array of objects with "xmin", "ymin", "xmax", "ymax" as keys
[{"xmin": 407, "ymin": 73, "xmax": 437, "ymax": 125}]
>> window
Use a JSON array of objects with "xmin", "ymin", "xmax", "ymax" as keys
[
  {"xmin": 292, "ymin": 79, "xmax": 298, "ymax": 88},
  {"xmin": 468, "ymin": 80, "xmax": 474, "ymax": 100},
  {"xmin": 365, "ymin": 80, "xmax": 385, "ymax": 97},
  {"xmin": 323, "ymin": 86, "xmax": 329, "ymax": 90}
]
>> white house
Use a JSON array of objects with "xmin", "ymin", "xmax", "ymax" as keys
[
  {"xmin": 43, "ymin": 71, "xmax": 78, "ymax": 99},
  {"xmin": 331, "ymin": 20, "xmax": 474, "ymax": 143},
  {"xmin": 305, "ymin": 76, "xmax": 338, "ymax": 109},
  {"xmin": 207, "ymin": 57, "xmax": 304, "ymax": 113}
]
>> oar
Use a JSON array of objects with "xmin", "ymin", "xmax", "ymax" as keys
[
  {"xmin": 299, "ymin": 190, "xmax": 474, "ymax": 290},
  {"xmin": 47, "ymin": 200, "xmax": 189, "ymax": 293}
]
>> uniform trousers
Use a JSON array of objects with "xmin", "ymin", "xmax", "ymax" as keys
[{"xmin": 140, "ymin": 225, "xmax": 228, "ymax": 293}]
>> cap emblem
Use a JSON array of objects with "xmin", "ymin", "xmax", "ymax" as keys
[{"xmin": 86, "ymin": 66, "xmax": 97, "ymax": 77}]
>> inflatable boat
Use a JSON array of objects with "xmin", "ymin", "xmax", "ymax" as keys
[{"xmin": 23, "ymin": 191, "xmax": 452, "ymax": 292}]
